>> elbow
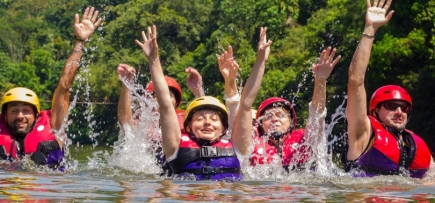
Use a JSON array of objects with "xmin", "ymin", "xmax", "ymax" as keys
[
  {"xmin": 348, "ymin": 76, "xmax": 364, "ymax": 87},
  {"xmin": 58, "ymin": 78, "xmax": 73, "ymax": 90}
]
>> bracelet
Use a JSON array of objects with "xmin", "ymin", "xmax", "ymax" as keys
[
  {"xmin": 75, "ymin": 36, "xmax": 86, "ymax": 42},
  {"xmin": 71, "ymin": 49, "xmax": 83, "ymax": 54},
  {"xmin": 362, "ymin": 32, "xmax": 375, "ymax": 38}
]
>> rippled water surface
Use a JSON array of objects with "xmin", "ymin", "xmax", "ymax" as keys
[{"xmin": 1, "ymin": 146, "xmax": 435, "ymax": 202}]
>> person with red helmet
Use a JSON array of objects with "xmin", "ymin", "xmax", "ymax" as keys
[
  {"xmin": 218, "ymin": 40, "xmax": 341, "ymax": 171},
  {"xmin": 134, "ymin": 25, "xmax": 271, "ymax": 180},
  {"xmin": 343, "ymin": 0, "xmax": 432, "ymax": 178},
  {"xmin": 251, "ymin": 47, "xmax": 340, "ymax": 171},
  {"xmin": 0, "ymin": 7, "xmax": 102, "ymax": 169}
]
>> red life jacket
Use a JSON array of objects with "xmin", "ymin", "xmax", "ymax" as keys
[
  {"xmin": 176, "ymin": 109, "xmax": 185, "ymax": 131},
  {"xmin": 345, "ymin": 116, "xmax": 431, "ymax": 178},
  {"xmin": 0, "ymin": 110, "xmax": 61, "ymax": 162},
  {"xmin": 250, "ymin": 129, "xmax": 311, "ymax": 167}
]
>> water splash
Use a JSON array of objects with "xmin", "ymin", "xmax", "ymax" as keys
[{"xmin": 103, "ymin": 76, "xmax": 162, "ymax": 174}]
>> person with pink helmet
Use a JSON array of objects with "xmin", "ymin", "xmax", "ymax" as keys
[
  {"xmin": 219, "ymin": 42, "xmax": 341, "ymax": 171},
  {"xmin": 343, "ymin": 0, "xmax": 431, "ymax": 178}
]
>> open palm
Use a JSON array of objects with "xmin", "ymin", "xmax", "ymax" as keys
[{"xmin": 74, "ymin": 7, "xmax": 102, "ymax": 41}]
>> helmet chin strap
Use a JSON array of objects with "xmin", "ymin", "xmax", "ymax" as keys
[
  {"xmin": 188, "ymin": 130, "xmax": 226, "ymax": 146},
  {"xmin": 269, "ymin": 124, "xmax": 294, "ymax": 140},
  {"xmin": 374, "ymin": 112, "xmax": 405, "ymax": 137}
]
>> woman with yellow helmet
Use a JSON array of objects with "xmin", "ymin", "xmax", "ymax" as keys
[
  {"xmin": 135, "ymin": 25, "xmax": 271, "ymax": 180},
  {"xmin": 0, "ymin": 7, "xmax": 102, "ymax": 170}
]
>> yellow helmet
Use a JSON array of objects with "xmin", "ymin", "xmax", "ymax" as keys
[
  {"xmin": 1, "ymin": 87, "xmax": 40, "ymax": 113},
  {"xmin": 184, "ymin": 96, "xmax": 228, "ymax": 129}
]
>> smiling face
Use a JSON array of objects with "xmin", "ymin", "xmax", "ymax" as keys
[
  {"xmin": 260, "ymin": 107, "xmax": 292, "ymax": 135},
  {"xmin": 374, "ymin": 100, "xmax": 410, "ymax": 131},
  {"xmin": 4, "ymin": 102, "xmax": 36, "ymax": 137},
  {"xmin": 186, "ymin": 109, "xmax": 226, "ymax": 142}
]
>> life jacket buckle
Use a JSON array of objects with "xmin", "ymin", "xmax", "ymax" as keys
[
  {"xmin": 202, "ymin": 166, "xmax": 216, "ymax": 174},
  {"xmin": 201, "ymin": 146, "xmax": 217, "ymax": 157}
]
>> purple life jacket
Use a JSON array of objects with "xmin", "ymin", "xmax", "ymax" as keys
[{"xmin": 168, "ymin": 133, "xmax": 242, "ymax": 181}]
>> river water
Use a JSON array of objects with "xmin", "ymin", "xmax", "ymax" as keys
[{"xmin": 1, "ymin": 145, "xmax": 435, "ymax": 202}]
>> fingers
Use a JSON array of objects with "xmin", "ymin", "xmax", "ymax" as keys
[
  {"xmin": 228, "ymin": 46, "xmax": 233, "ymax": 58},
  {"xmin": 152, "ymin": 25, "xmax": 157, "ymax": 39},
  {"xmin": 329, "ymin": 47, "xmax": 337, "ymax": 61},
  {"xmin": 260, "ymin": 27, "xmax": 267, "ymax": 40},
  {"xmin": 94, "ymin": 18, "xmax": 102, "ymax": 27},
  {"xmin": 134, "ymin": 39, "xmax": 143, "ymax": 47},
  {"xmin": 264, "ymin": 40, "xmax": 273, "ymax": 48},
  {"xmin": 185, "ymin": 67, "xmax": 192, "ymax": 73},
  {"xmin": 91, "ymin": 9, "xmax": 99, "ymax": 22},
  {"xmin": 385, "ymin": 10, "xmax": 394, "ymax": 22},
  {"xmin": 141, "ymin": 30, "xmax": 147, "ymax": 42},
  {"xmin": 378, "ymin": 0, "xmax": 385, "ymax": 8},
  {"xmin": 331, "ymin": 55, "xmax": 342, "ymax": 67},
  {"xmin": 383, "ymin": 0, "xmax": 392, "ymax": 11},
  {"xmin": 83, "ymin": 7, "xmax": 90, "ymax": 20},
  {"xmin": 147, "ymin": 27, "xmax": 152, "ymax": 40},
  {"xmin": 319, "ymin": 49, "xmax": 327, "ymax": 62},
  {"xmin": 373, "ymin": 0, "xmax": 379, "ymax": 7},
  {"xmin": 366, "ymin": 0, "xmax": 371, "ymax": 8},
  {"xmin": 74, "ymin": 14, "xmax": 79, "ymax": 25},
  {"xmin": 218, "ymin": 56, "xmax": 224, "ymax": 68}
]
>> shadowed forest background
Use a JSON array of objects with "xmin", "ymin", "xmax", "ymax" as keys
[{"xmin": 0, "ymin": 0, "xmax": 434, "ymax": 155}]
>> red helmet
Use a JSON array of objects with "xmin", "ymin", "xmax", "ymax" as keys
[
  {"xmin": 369, "ymin": 85, "xmax": 412, "ymax": 114},
  {"xmin": 146, "ymin": 76, "xmax": 182, "ymax": 108},
  {"xmin": 256, "ymin": 97, "xmax": 297, "ymax": 127}
]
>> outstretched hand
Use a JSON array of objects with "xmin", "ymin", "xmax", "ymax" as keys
[
  {"xmin": 365, "ymin": 0, "xmax": 394, "ymax": 30},
  {"xmin": 185, "ymin": 67, "xmax": 204, "ymax": 97},
  {"xmin": 135, "ymin": 25, "xmax": 159, "ymax": 61},
  {"xmin": 218, "ymin": 46, "xmax": 239, "ymax": 81},
  {"xmin": 312, "ymin": 47, "xmax": 341, "ymax": 80},
  {"xmin": 257, "ymin": 27, "xmax": 273, "ymax": 61},
  {"xmin": 116, "ymin": 64, "xmax": 136, "ymax": 83},
  {"xmin": 74, "ymin": 7, "xmax": 102, "ymax": 41}
]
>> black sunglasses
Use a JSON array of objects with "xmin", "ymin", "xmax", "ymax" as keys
[{"xmin": 382, "ymin": 101, "xmax": 411, "ymax": 113}]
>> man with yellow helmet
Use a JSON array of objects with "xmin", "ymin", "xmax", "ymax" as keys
[
  {"xmin": 0, "ymin": 7, "xmax": 102, "ymax": 169},
  {"xmin": 134, "ymin": 24, "xmax": 271, "ymax": 180}
]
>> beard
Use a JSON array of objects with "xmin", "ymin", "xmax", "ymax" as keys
[{"xmin": 10, "ymin": 120, "xmax": 33, "ymax": 138}]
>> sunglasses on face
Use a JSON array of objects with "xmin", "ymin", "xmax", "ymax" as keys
[{"xmin": 382, "ymin": 101, "xmax": 411, "ymax": 113}]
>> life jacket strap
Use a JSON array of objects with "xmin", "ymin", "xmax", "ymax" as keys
[{"xmin": 177, "ymin": 167, "xmax": 241, "ymax": 176}]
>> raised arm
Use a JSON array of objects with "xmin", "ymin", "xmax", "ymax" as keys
[
  {"xmin": 218, "ymin": 46, "xmax": 240, "ymax": 131},
  {"xmin": 232, "ymin": 27, "xmax": 272, "ymax": 154},
  {"xmin": 135, "ymin": 25, "xmax": 180, "ymax": 158},
  {"xmin": 51, "ymin": 7, "xmax": 102, "ymax": 132},
  {"xmin": 185, "ymin": 66, "xmax": 204, "ymax": 98},
  {"xmin": 305, "ymin": 47, "xmax": 341, "ymax": 141},
  {"xmin": 346, "ymin": 0, "xmax": 394, "ymax": 160},
  {"xmin": 116, "ymin": 64, "xmax": 136, "ymax": 126},
  {"xmin": 312, "ymin": 47, "xmax": 341, "ymax": 112}
]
